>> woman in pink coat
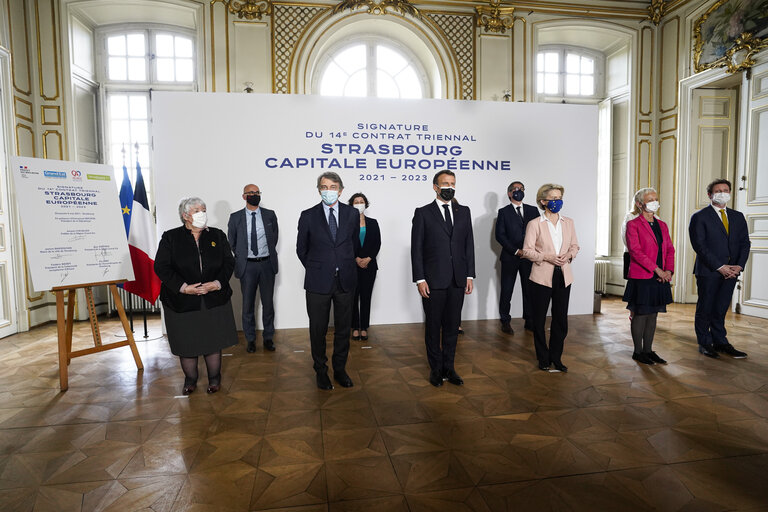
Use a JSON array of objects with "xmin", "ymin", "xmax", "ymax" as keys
[{"xmin": 623, "ymin": 187, "xmax": 674, "ymax": 365}]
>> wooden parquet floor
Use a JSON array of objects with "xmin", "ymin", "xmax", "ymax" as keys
[{"xmin": 1, "ymin": 297, "xmax": 768, "ymax": 511}]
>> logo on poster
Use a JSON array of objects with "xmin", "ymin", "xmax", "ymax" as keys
[
  {"xmin": 18, "ymin": 165, "xmax": 39, "ymax": 178},
  {"xmin": 43, "ymin": 170, "xmax": 67, "ymax": 179},
  {"xmin": 71, "ymin": 170, "xmax": 82, "ymax": 181}
]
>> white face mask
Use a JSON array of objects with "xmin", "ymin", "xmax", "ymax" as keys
[
  {"xmin": 711, "ymin": 192, "xmax": 730, "ymax": 206},
  {"xmin": 190, "ymin": 211, "xmax": 207, "ymax": 229},
  {"xmin": 353, "ymin": 203, "xmax": 366, "ymax": 214},
  {"xmin": 644, "ymin": 201, "xmax": 660, "ymax": 213}
]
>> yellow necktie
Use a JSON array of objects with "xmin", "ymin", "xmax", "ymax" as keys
[{"xmin": 720, "ymin": 209, "xmax": 729, "ymax": 235}]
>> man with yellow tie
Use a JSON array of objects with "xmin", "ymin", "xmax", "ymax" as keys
[{"xmin": 689, "ymin": 179, "xmax": 751, "ymax": 359}]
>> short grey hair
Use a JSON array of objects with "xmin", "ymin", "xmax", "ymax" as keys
[
  {"xmin": 316, "ymin": 172, "xmax": 343, "ymax": 190},
  {"xmin": 178, "ymin": 197, "xmax": 206, "ymax": 222},
  {"xmin": 631, "ymin": 187, "xmax": 656, "ymax": 215}
]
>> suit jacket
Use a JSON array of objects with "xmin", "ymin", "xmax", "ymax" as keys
[
  {"xmin": 626, "ymin": 215, "xmax": 675, "ymax": 279},
  {"xmin": 495, "ymin": 202, "xmax": 540, "ymax": 262},
  {"xmin": 296, "ymin": 201, "xmax": 358, "ymax": 294},
  {"xmin": 227, "ymin": 206, "xmax": 279, "ymax": 278},
  {"xmin": 521, "ymin": 215, "xmax": 580, "ymax": 287},
  {"xmin": 411, "ymin": 200, "xmax": 476, "ymax": 288},
  {"xmin": 154, "ymin": 226, "xmax": 234, "ymax": 312},
  {"xmin": 354, "ymin": 216, "xmax": 381, "ymax": 271},
  {"xmin": 689, "ymin": 205, "xmax": 751, "ymax": 277}
]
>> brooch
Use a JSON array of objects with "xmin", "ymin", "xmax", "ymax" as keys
[{"xmin": 211, "ymin": 241, "xmax": 216, "ymax": 247}]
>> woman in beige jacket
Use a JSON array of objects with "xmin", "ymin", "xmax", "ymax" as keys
[{"xmin": 521, "ymin": 184, "xmax": 580, "ymax": 372}]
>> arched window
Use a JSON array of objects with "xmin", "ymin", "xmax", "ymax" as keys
[
  {"xmin": 536, "ymin": 46, "xmax": 604, "ymax": 101},
  {"xmin": 316, "ymin": 39, "xmax": 427, "ymax": 99}
]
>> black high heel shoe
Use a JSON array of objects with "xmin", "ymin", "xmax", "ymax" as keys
[
  {"xmin": 183, "ymin": 377, "xmax": 197, "ymax": 395},
  {"xmin": 207, "ymin": 374, "xmax": 221, "ymax": 394},
  {"xmin": 361, "ymin": 331, "xmax": 368, "ymax": 341},
  {"xmin": 352, "ymin": 330, "xmax": 361, "ymax": 341}
]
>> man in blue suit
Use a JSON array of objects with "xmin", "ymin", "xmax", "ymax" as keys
[
  {"xmin": 689, "ymin": 178, "xmax": 751, "ymax": 358},
  {"xmin": 495, "ymin": 181, "xmax": 540, "ymax": 334},
  {"xmin": 297, "ymin": 172, "xmax": 358, "ymax": 390},
  {"xmin": 228, "ymin": 184, "xmax": 279, "ymax": 353}
]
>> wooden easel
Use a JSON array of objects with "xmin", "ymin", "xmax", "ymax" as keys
[{"xmin": 52, "ymin": 280, "xmax": 144, "ymax": 391}]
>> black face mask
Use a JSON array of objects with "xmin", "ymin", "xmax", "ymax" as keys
[
  {"xmin": 246, "ymin": 194, "xmax": 261, "ymax": 207},
  {"xmin": 439, "ymin": 187, "xmax": 455, "ymax": 201},
  {"xmin": 511, "ymin": 190, "xmax": 524, "ymax": 202}
]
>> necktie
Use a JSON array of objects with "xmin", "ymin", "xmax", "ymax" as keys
[
  {"xmin": 328, "ymin": 207, "xmax": 338, "ymax": 242},
  {"xmin": 516, "ymin": 206, "xmax": 524, "ymax": 222},
  {"xmin": 443, "ymin": 204, "xmax": 453, "ymax": 233},
  {"xmin": 250, "ymin": 211, "xmax": 258, "ymax": 256},
  {"xmin": 720, "ymin": 209, "xmax": 729, "ymax": 235}
]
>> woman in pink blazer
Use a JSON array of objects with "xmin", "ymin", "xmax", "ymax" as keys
[
  {"xmin": 623, "ymin": 187, "xmax": 674, "ymax": 365},
  {"xmin": 521, "ymin": 184, "xmax": 580, "ymax": 372}
]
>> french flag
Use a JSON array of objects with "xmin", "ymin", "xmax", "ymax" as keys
[{"xmin": 123, "ymin": 161, "xmax": 161, "ymax": 303}]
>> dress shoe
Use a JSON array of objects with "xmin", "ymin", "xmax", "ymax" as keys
[
  {"xmin": 183, "ymin": 378, "xmax": 197, "ymax": 395},
  {"xmin": 501, "ymin": 321, "xmax": 513, "ymax": 334},
  {"xmin": 334, "ymin": 371, "xmax": 354, "ymax": 388},
  {"xmin": 206, "ymin": 375, "xmax": 221, "ymax": 394},
  {"xmin": 263, "ymin": 339, "xmax": 275, "ymax": 352},
  {"xmin": 428, "ymin": 370, "xmax": 443, "ymax": 387},
  {"xmin": 632, "ymin": 352, "xmax": 655, "ymax": 365},
  {"xmin": 552, "ymin": 362, "xmax": 568, "ymax": 373},
  {"xmin": 698, "ymin": 345, "xmax": 720, "ymax": 358},
  {"xmin": 443, "ymin": 369, "xmax": 464, "ymax": 386},
  {"xmin": 714, "ymin": 344, "xmax": 747, "ymax": 358},
  {"xmin": 351, "ymin": 330, "xmax": 361, "ymax": 341},
  {"xmin": 457, "ymin": 327, "xmax": 465, "ymax": 335},
  {"xmin": 246, "ymin": 341, "xmax": 256, "ymax": 353},
  {"xmin": 316, "ymin": 372, "xmax": 334, "ymax": 390},
  {"xmin": 361, "ymin": 331, "xmax": 369, "ymax": 341},
  {"xmin": 538, "ymin": 363, "xmax": 550, "ymax": 371},
  {"xmin": 648, "ymin": 351, "xmax": 667, "ymax": 364}
]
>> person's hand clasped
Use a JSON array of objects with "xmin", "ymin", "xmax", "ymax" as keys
[
  {"xmin": 417, "ymin": 281, "xmax": 430, "ymax": 298},
  {"xmin": 201, "ymin": 281, "xmax": 219, "ymax": 293},
  {"xmin": 183, "ymin": 282, "xmax": 205, "ymax": 295}
]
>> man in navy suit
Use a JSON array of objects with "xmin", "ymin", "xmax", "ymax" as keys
[
  {"xmin": 411, "ymin": 170, "xmax": 475, "ymax": 387},
  {"xmin": 228, "ymin": 184, "xmax": 279, "ymax": 353},
  {"xmin": 689, "ymin": 178, "xmax": 751, "ymax": 359},
  {"xmin": 297, "ymin": 172, "xmax": 358, "ymax": 390},
  {"xmin": 495, "ymin": 181, "xmax": 540, "ymax": 334}
]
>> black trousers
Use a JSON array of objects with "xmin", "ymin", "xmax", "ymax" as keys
[
  {"xmin": 422, "ymin": 284, "xmax": 465, "ymax": 373},
  {"xmin": 499, "ymin": 257, "xmax": 533, "ymax": 324},
  {"xmin": 694, "ymin": 275, "xmax": 738, "ymax": 347},
  {"xmin": 240, "ymin": 259, "xmax": 275, "ymax": 341},
  {"xmin": 530, "ymin": 267, "xmax": 571, "ymax": 365},
  {"xmin": 306, "ymin": 275, "xmax": 353, "ymax": 374},
  {"xmin": 352, "ymin": 267, "xmax": 377, "ymax": 330}
]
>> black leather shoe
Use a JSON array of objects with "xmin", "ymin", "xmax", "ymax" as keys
[
  {"xmin": 457, "ymin": 327, "xmax": 465, "ymax": 335},
  {"xmin": 632, "ymin": 352, "xmax": 655, "ymax": 365},
  {"xmin": 183, "ymin": 378, "xmax": 197, "ymax": 395},
  {"xmin": 443, "ymin": 369, "xmax": 464, "ymax": 386},
  {"xmin": 263, "ymin": 339, "xmax": 275, "ymax": 351},
  {"xmin": 501, "ymin": 322, "xmax": 513, "ymax": 334},
  {"xmin": 246, "ymin": 341, "xmax": 256, "ymax": 353},
  {"xmin": 648, "ymin": 351, "xmax": 667, "ymax": 364},
  {"xmin": 552, "ymin": 362, "xmax": 568, "ymax": 373},
  {"xmin": 429, "ymin": 370, "xmax": 443, "ymax": 387},
  {"xmin": 334, "ymin": 371, "xmax": 354, "ymax": 388},
  {"xmin": 316, "ymin": 372, "xmax": 333, "ymax": 390},
  {"xmin": 351, "ymin": 331, "xmax": 361, "ymax": 341},
  {"xmin": 206, "ymin": 374, "xmax": 221, "ymax": 394},
  {"xmin": 714, "ymin": 344, "xmax": 747, "ymax": 358},
  {"xmin": 361, "ymin": 331, "xmax": 369, "ymax": 341},
  {"xmin": 538, "ymin": 363, "xmax": 550, "ymax": 371},
  {"xmin": 699, "ymin": 345, "xmax": 719, "ymax": 358}
]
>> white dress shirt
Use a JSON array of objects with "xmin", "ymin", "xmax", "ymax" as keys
[{"xmin": 540, "ymin": 211, "xmax": 563, "ymax": 254}]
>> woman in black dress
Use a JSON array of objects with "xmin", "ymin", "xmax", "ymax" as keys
[
  {"xmin": 349, "ymin": 193, "xmax": 381, "ymax": 341},
  {"xmin": 154, "ymin": 197, "xmax": 238, "ymax": 394}
]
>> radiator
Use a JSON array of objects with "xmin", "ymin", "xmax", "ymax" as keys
[
  {"xmin": 107, "ymin": 286, "xmax": 160, "ymax": 315},
  {"xmin": 594, "ymin": 260, "xmax": 610, "ymax": 295}
]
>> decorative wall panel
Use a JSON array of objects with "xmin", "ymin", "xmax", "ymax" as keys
[
  {"xmin": 425, "ymin": 12, "xmax": 474, "ymax": 100},
  {"xmin": 272, "ymin": 4, "xmax": 328, "ymax": 93}
]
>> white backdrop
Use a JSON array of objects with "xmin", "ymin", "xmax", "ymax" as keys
[{"xmin": 152, "ymin": 92, "xmax": 597, "ymax": 329}]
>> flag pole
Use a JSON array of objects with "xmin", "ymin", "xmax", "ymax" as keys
[{"xmin": 134, "ymin": 143, "xmax": 150, "ymax": 340}]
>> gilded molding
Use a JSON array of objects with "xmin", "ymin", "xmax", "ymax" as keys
[
  {"xmin": 42, "ymin": 130, "xmax": 63, "ymax": 159},
  {"xmin": 14, "ymin": 123, "xmax": 35, "ymax": 157},
  {"xmin": 475, "ymin": 0, "xmax": 521, "ymax": 34},
  {"xmin": 13, "ymin": 96, "xmax": 33, "ymax": 122},
  {"xmin": 7, "ymin": 0, "xmax": 32, "ymax": 95},
  {"xmin": 41, "ymin": 105, "xmax": 60, "ymax": 125},
  {"xmin": 647, "ymin": 0, "xmax": 666, "ymax": 26},
  {"xmin": 424, "ymin": 11, "xmax": 475, "ymax": 100},
  {"xmin": 35, "ymin": 0, "xmax": 61, "ymax": 101},
  {"xmin": 330, "ymin": 0, "xmax": 420, "ymax": 18},
  {"xmin": 211, "ymin": 0, "xmax": 272, "ymax": 20}
]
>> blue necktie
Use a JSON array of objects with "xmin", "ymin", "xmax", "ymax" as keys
[{"xmin": 328, "ymin": 207, "xmax": 337, "ymax": 242}]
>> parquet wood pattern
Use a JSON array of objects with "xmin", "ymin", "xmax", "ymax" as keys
[{"xmin": 1, "ymin": 298, "xmax": 767, "ymax": 511}]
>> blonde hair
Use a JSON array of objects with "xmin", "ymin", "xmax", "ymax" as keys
[
  {"xmin": 631, "ymin": 187, "xmax": 657, "ymax": 215},
  {"xmin": 536, "ymin": 183, "xmax": 565, "ymax": 210}
]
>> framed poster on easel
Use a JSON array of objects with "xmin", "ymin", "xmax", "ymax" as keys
[{"xmin": 10, "ymin": 156, "xmax": 144, "ymax": 390}]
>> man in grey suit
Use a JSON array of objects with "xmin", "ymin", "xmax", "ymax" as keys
[{"xmin": 228, "ymin": 184, "xmax": 279, "ymax": 352}]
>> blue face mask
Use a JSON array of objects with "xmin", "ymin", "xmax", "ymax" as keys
[
  {"xmin": 511, "ymin": 190, "xmax": 524, "ymax": 202},
  {"xmin": 546, "ymin": 199, "xmax": 563, "ymax": 213},
  {"xmin": 321, "ymin": 190, "xmax": 339, "ymax": 205}
]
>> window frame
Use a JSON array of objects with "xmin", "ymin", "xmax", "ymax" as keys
[
  {"xmin": 312, "ymin": 36, "xmax": 431, "ymax": 99},
  {"xmin": 535, "ymin": 45, "xmax": 605, "ymax": 103}
]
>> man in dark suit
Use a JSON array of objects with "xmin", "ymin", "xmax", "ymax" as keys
[
  {"xmin": 228, "ymin": 184, "xmax": 279, "ymax": 352},
  {"xmin": 495, "ymin": 180, "xmax": 540, "ymax": 334},
  {"xmin": 411, "ymin": 170, "xmax": 475, "ymax": 387},
  {"xmin": 297, "ymin": 172, "xmax": 358, "ymax": 390},
  {"xmin": 689, "ymin": 178, "xmax": 751, "ymax": 359}
]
